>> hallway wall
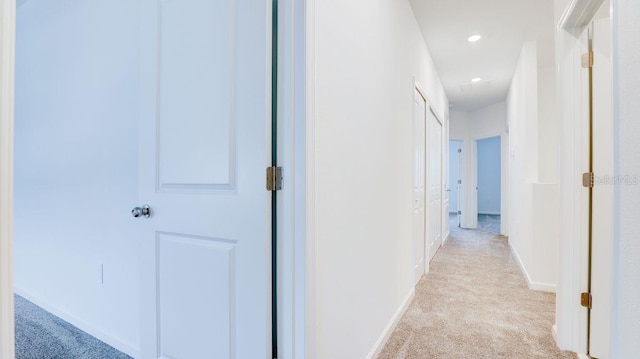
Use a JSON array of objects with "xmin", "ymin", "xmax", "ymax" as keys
[
  {"xmin": 13, "ymin": 0, "xmax": 140, "ymax": 355},
  {"xmin": 506, "ymin": 40, "xmax": 559, "ymax": 293},
  {"xmin": 612, "ymin": 0, "xmax": 640, "ymax": 355},
  {"xmin": 313, "ymin": 0, "xmax": 448, "ymax": 357}
]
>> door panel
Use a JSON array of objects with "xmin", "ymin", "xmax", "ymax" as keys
[
  {"xmin": 139, "ymin": 0, "xmax": 271, "ymax": 357},
  {"xmin": 158, "ymin": 233, "xmax": 235, "ymax": 359},
  {"xmin": 590, "ymin": 15, "xmax": 613, "ymax": 359},
  {"xmin": 413, "ymin": 89, "xmax": 426, "ymax": 284},
  {"xmin": 157, "ymin": 0, "xmax": 234, "ymax": 189},
  {"xmin": 428, "ymin": 109, "xmax": 442, "ymax": 262}
]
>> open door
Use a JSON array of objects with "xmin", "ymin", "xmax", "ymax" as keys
[{"xmin": 138, "ymin": 0, "xmax": 272, "ymax": 357}]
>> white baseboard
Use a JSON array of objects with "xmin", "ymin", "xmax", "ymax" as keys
[
  {"xmin": 577, "ymin": 353, "xmax": 591, "ymax": 359},
  {"xmin": 508, "ymin": 242, "xmax": 557, "ymax": 293},
  {"xmin": 14, "ymin": 288, "xmax": 140, "ymax": 358},
  {"xmin": 552, "ymin": 324, "xmax": 558, "ymax": 344},
  {"xmin": 442, "ymin": 230, "xmax": 450, "ymax": 245},
  {"xmin": 366, "ymin": 288, "xmax": 415, "ymax": 359}
]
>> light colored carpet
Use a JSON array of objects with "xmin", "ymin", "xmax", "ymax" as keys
[{"xmin": 377, "ymin": 226, "xmax": 576, "ymax": 359}]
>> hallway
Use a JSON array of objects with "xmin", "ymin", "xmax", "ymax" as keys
[{"xmin": 378, "ymin": 226, "xmax": 575, "ymax": 358}]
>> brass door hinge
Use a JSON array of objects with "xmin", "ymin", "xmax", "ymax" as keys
[
  {"xmin": 266, "ymin": 166, "xmax": 283, "ymax": 191},
  {"xmin": 581, "ymin": 292, "xmax": 592, "ymax": 309},
  {"xmin": 583, "ymin": 172, "xmax": 594, "ymax": 188},
  {"xmin": 582, "ymin": 52, "xmax": 594, "ymax": 68}
]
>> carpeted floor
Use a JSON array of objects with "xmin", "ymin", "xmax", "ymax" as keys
[
  {"xmin": 15, "ymin": 295, "xmax": 132, "ymax": 359},
  {"xmin": 377, "ymin": 226, "xmax": 576, "ymax": 358},
  {"xmin": 477, "ymin": 214, "xmax": 501, "ymax": 235}
]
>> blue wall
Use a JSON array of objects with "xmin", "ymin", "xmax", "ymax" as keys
[{"xmin": 477, "ymin": 136, "xmax": 501, "ymax": 214}]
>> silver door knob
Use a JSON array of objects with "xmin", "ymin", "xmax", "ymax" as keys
[{"xmin": 132, "ymin": 205, "xmax": 151, "ymax": 218}]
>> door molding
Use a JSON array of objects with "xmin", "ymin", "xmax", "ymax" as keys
[
  {"xmin": 303, "ymin": 0, "xmax": 316, "ymax": 357},
  {"xmin": 0, "ymin": 0, "xmax": 15, "ymax": 357},
  {"xmin": 555, "ymin": 0, "xmax": 608, "ymax": 354},
  {"xmin": 559, "ymin": 0, "xmax": 605, "ymax": 29},
  {"xmin": 276, "ymin": 0, "xmax": 312, "ymax": 357}
]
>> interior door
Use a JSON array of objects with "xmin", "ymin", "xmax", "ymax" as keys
[
  {"xmin": 427, "ymin": 108, "xmax": 442, "ymax": 262},
  {"xmin": 138, "ymin": 0, "xmax": 272, "ymax": 358},
  {"xmin": 449, "ymin": 140, "xmax": 462, "ymax": 228},
  {"xmin": 413, "ymin": 89, "xmax": 427, "ymax": 284},
  {"xmin": 590, "ymin": 15, "xmax": 613, "ymax": 359}
]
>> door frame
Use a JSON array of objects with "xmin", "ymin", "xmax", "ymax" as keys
[
  {"xmin": 555, "ymin": 0, "xmax": 610, "ymax": 356},
  {"xmin": 0, "ymin": 0, "xmax": 16, "ymax": 357},
  {"xmin": 471, "ymin": 133, "xmax": 507, "ymax": 235},
  {"xmin": 0, "ymin": 0, "xmax": 311, "ymax": 358}
]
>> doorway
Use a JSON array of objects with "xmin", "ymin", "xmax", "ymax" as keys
[
  {"xmin": 475, "ymin": 136, "xmax": 501, "ymax": 234},
  {"xmin": 8, "ymin": 0, "xmax": 276, "ymax": 358}
]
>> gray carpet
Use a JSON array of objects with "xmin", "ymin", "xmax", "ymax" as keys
[
  {"xmin": 15, "ymin": 295, "xmax": 132, "ymax": 359},
  {"xmin": 478, "ymin": 214, "xmax": 501, "ymax": 235},
  {"xmin": 378, "ymin": 226, "xmax": 576, "ymax": 358}
]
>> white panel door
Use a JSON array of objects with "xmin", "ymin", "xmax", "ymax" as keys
[
  {"xmin": 427, "ymin": 109, "xmax": 442, "ymax": 262},
  {"xmin": 590, "ymin": 16, "xmax": 613, "ymax": 359},
  {"xmin": 413, "ymin": 89, "xmax": 426, "ymax": 284},
  {"xmin": 139, "ymin": 0, "xmax": 271, "ymax": 358}
]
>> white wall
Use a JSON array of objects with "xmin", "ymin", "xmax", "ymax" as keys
[
  {"xmin": 13, "ymin": 1, "xmax": 139, "ymax": 356},
  {"xmin": 612, "ymin": 0, "xmax": 640, "ymax": 356},
  {"xmin": 506, "ymin": 40, "xmax": 559, "ymax": 293},
  {"xmin": 450, "ymin": 102, "xmax": 508, "ymax": 230},
  {"xmin": 313, "ymin": 0, "xmax": 448, "ymax": 357},
  {"xmin": 477, "ymin": 136, "xmax": 501, "ymax": 215}
]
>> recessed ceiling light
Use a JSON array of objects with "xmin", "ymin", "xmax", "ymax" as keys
[
  {"xmin": 468, "ymin": 35, "xmax": 482, "ymax": 42},
  {"xmin": 471, "ymin": 77, "xmax": 482, "ymax": 83}
]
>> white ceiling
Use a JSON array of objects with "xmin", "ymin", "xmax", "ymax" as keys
[{"xmin": 409, "ymin": 0, "xmax": 556, "ymax": 111}]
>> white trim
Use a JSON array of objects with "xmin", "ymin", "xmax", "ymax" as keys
[
  {"xmin": 276, "ymin": 0, "xmax": 309, "ymax": 356},
  {"xmin": 559, "ymin": 0, "xmax": 605, "ymax": 29},
  {"xmin": 304, "ymin": 0, "xmax": 316, "ymax": 357},
  {"xmin": 0, "ymin": 0, "xmax": 15, "ymax": 356},
  {"xmin": 365, "ymin": 288, "xmax": 415, "ymax": 359},
  {"xmin": 509, "ymin": 241, "xmax": 557, "ymax": 293},
  {"xmin": 15, "ymin": 289, "xmax": 139, "ymax": 358},
  {"xmin": 556, "ymin": 1, "xmax": 597, "ymax": 353},
  {"xmin": 552, "ymin": 324, "xmax": 559, "ymax": 344},
  {"xmin": 577, "ymin": 354, "xmax": 592, "ymax": 359}
]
